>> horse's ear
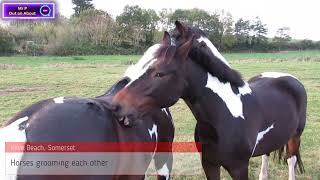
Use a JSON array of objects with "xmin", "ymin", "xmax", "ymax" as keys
[
  {"xmin": 162, "ymin": 31, "xmax": 171, "ymax": 45},
  {"xmin": 176, "ymin": 35, "xmax": 194, "ymax": 61},
  {"xmin": 175, "ymin": 20, "xmax": 187, "ymax": 37}
]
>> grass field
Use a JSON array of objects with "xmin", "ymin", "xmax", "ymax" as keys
[{"xmin": 0, "ymin": 50, "xmax": 320, "ymax": 179}]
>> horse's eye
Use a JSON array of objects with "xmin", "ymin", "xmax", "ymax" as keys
[{"xmin": 155, "ymin": 72, "xmax": 165, "ymax": 78}]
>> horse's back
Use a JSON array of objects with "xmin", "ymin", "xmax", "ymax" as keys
[
  {"xmin": 4, "ymin": 98, "xmax": 52, "ymax": 127},
  {"xmin": 17, "ymin": 96, "xmax": 116, "ymax": 142},
  {"xmin": 248, "ymin": 73, "xmax": 307, "ymax": 117}
]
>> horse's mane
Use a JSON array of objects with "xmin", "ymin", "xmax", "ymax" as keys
[
  {"xmin": 190, "ymin": 27, "xmax": 207, "ymax": 38},
  {"xmin": 187, "ymin": 27, "xmax": 245, "ymax": 87},
  {"xmin": 189, "ymin": 45, "xmax": 244, "ymax": 87},
  {"xmin": 96, "ymin": 77, "xmax": 130, "ymax": 98}
]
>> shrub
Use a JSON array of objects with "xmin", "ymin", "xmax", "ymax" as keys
[{"xmin": 0, "ymin": 27, "xmax": 15, "ymax": 55}]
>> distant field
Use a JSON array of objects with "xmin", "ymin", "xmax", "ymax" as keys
[
  {"xmin": 0, "ymin": 51, "xmax": 319, "ymax": 179},
  {"xmin": 0, "ymin": 50, "xmax": 320, "ymax": 66}
]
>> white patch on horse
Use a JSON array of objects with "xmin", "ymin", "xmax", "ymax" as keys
[
  {"xmin": 162, "ymin": 108, "xmax": 174, "ymax": 129},
  {"xmin": 162, "ymin": 108, "xmax": 169, "ymax": 117},
  {"xmin": 251, "ymin": 124, "xmax": 274, "ymax": 156},
  {"xmin": 287, "ymin": 155, "xmax": 297, "ymax": 180},
  {"xmin": 148, "ymin": 124, "xmax": 158, "ymax": 158},
  {"xmin": 171, "ymin": 38, "xmax": 176, "ymax": 46},
  {"xmin": 53, "ymin": 97, "xmax": 64, "ymax": 104},
  {"xmin": 206, "ymin": 73, "xmax": 251, "ymax": 119},
  {"xmin": 259, "ymin": 155, "xmax": 269, "ymax": 180},
  {"xmin": 157, "ymin": 163, "xmax": 169, "ymax": 180},
  {"xmin": 0, "ymin": 116, "xmax": 29, "ymax": 180},
  {"xmin": 197, "ymin": 37, "xmax": 231, "ymax": 67},
  {"xmin": 260, "ymin": 72, "xmax": 298, "ymax": 80},
  {"xmin": 124, "ymin": 44, "xmax": 161, "ymax": 86},
  {"xmin": 148, "ymin": 124, "xmax": 158, "ymax": 141},
  {"xmin": 238, "ymin": 82, "xmax": 252, "ymax": 95}
]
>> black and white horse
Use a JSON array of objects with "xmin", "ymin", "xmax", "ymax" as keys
[
  {"xmin": 0, "ymin": 76, "xmax": 174, "ymax": 179},
  {"xmin": 110, "ymin": 22, "xmax": 307, "ymax": 180}
]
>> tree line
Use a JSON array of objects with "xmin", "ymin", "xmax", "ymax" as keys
[{"xmin": 1, "ymin": 0, "xmax": 320, "ymax": 56}]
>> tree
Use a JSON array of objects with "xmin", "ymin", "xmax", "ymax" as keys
[
  {"xmin": 116, "ymin": 5, "xmax": 159, "ymax": 48},
  {"xmin": 142, "ymin": 9, "xmax": 160, "ymax": 45},
  {"xmin": 251, "ymin": 17, "xmax": 268, "ymax": 44},
  {"xmin": 218, "ymin": 10, "xmax": 237, "ymax": 50},
  {"xmin": 221, "ymin": 34, "xmax": 237, "ymax": 50},
  {"xmin": 72, "ymin": 0, "xmax": 94, "ymax": 16},
  {"xmin": 273, "ymin": 27, "xmax": 291, "ymax": 51},
  {"xmin": 297, "ymin": 39, "xmax": 314, "ymax": 50},
  {"xmin": 169, "ymin": 9, "xmax": 191, "ymax": 25},
  {"xmin": 234, "ymin": 18, "xmax": 251, "ymax": 49},
  {"xmin": 71, "ymin": 9, "xmax": 117, "ymax": 45},
  {"xmin": 169, "ymin": 8, "xmax": 223, "ymax": 48},
  {"xmin": 275, "ymin": 27, "xmax": 291, "ymax": 41},
  {"xmin": 8, "ymin": 21, "xmax": 36, "ymax": 53},
  {"xmin": 158, "ymin": 8, "xmax": 172, "ymax": 30},
  {"xmin": 0, "ymin": 26, "xmax": 15, "ymax": 55},
  {"xmin": 219, "ymin": 11, "xmax": 233, "ymax": 34}
]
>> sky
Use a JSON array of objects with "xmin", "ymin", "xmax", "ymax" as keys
[{"xmin": 4, "ymin": 0, "xmax": 320, "ymax": 40}]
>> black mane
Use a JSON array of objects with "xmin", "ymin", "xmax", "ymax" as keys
[
  {"xmin": 96, "ymin": 77, "xmax": 130, "ymax": 98},
  {"xmin": 189, "ymin": 44, "xmax": 244, "ymax": 87},
  {"xmin": 190, "ymin": 27, "xmax": 208, "ymax": 38},
  {"xmin": 172, "ymin": 25, "xmax": 245, "ymax": 87}
]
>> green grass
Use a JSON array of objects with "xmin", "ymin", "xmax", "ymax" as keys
[
  {"xmin": 0, "ymin": 55, "xmax": 141, "ymax": 66},
  {"xmin": 0, "ymin": 50, "xmax": 319, "ymax": 66},
  {"xmin": 0, "ymin": 51, "xmax": 320, "ymax": 179},
  {"xmin": 225, "ymin": 50, "xmax": 320, "ymax": 61}
]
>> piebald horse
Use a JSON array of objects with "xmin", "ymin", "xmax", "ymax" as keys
[
  {"xmin": 0, "ymin": 77, "xmax": 174, "ymax": 180},
  {"xmin": 111, "ymin": 21, "xmax": 307, "ymax": 180}
]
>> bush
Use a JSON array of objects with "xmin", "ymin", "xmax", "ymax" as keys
[{"xmin": 0, "ymin": 27, "xmax": 15, "ymax": 55}]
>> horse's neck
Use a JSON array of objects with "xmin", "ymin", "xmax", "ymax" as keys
[
  {"xmin": 182, "ymin": 60, "xmax": 250, "ymax": 127},
  {"xmin": 183, "ymin": 61, "xmax": 223, "ymax": 125},
  {"xmin": 183, "ymin": 91, "xmax": 229, "ymax": 130}
]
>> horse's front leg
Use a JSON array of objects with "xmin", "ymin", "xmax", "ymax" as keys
[
  {"xmin": 201, "ymin": 159, "xmax": 221, "ymax": 180},
  {"xmin": 197, "ymin": 126, "xmax": 220, "ymax": 180},
  {"xmin": 154, "ymin": 150, "xmax": 173, "ymax": 180},
  {"xmin": 224, "ymin": 160, "xmax": 249, "ymax": 180}
]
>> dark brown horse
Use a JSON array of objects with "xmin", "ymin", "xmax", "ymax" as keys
[
  {"xmin": 0, "ymin": 78, "xmax": 174, "ymax": 180},
  {"xmin": 111, "ymin": 22, "xmax": 307, "ymax": 180}
]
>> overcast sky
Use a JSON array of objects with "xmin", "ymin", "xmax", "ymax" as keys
[{"xmin": 10, "ymin": 0, "xmax": 320, "ymax": 40}]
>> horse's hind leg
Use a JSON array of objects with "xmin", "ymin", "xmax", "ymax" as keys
[
  {"xmin": 286, "ymin": 135, "xmax": 304, "ymax": 180},
  {"xmin": 259, "ymin": 154, "xmax": 270, "ymax": 180}
]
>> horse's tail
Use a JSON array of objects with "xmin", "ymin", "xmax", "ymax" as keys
[
  {"xmin": 296, "ymin": 149, "xmax": 305, "ymax": 173},
  {"xmin": 273, "ymin": 145, "xmax": 305, "ymax": 173}
]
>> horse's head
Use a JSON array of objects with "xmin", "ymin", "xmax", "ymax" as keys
[
  {"xmin": 172, "ymin": 21, "xmax": 244, "ymax": 87},
  {"xmin": 111, "ymin": 21, "xmax": 243, "ymax": 121},
  {"xmin": 111, "ymin": 31, "xmax": 194, "ymax": 120},
  {"xmin": 172, "ymin": 21, "xmax": 228, "ymax": 64}
]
